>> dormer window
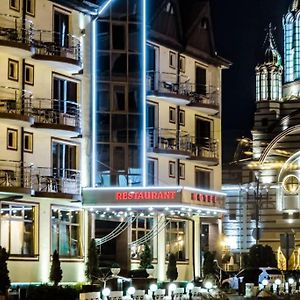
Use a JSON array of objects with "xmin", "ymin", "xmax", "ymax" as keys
[{"xmin": 165, "ymin": 2, "xmax": 174, "ymax": 15}]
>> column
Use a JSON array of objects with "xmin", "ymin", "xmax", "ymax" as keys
[
  {"xmin": 157, "ymin": 214, "xmax": 166, "ymax": 281},
  {"xmin": 193, "ymin": 216, "xmax": 201, "ymax": 278}
]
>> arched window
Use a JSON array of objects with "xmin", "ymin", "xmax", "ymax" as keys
[
  {"xmin": 261, "ymin": 71, "xmax": 268, "ymax": 100},
  {"xmin": 201, "ymin": 18, "xmax": 208, "ymax": 29},
  {"xmin": 256, "ymin": 72, "xmax": 260, "ymax": 101},
  {"xmin": 294, "ymin": 12, "xmax": 300, "ymax": 79},
  {"xmin": 283, "ymin": 13, "xmax": 294, "ymax": 82},
  {"xmin": 164, "ymin": 1, "xmax": 174, "ymax": 15}
]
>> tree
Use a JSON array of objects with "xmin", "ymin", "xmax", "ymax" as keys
[
  {"xmin": 166, "ymin": 253, "xmax": 178, "ymax": 281},
  {"xmin": 49, "ymin": 250, "xmax": 63, "ymax": 286},
  {"xmin": 0, "ymin": 247, "xmax": 10, "ymax": 296},
  {"xmin": 85, "ymin": 239, "xmax": 99, "ymax": 284},
  {"xmin": 247, "ymin": 244, "xmax": 277, "ymax": 268},
  {"xmin": 139, "ymin": 243, "xmax": 152, "ymax": 269},
  {"xmin": 203, "ymin": 251, "xmax": 216, "ymax": 278}
]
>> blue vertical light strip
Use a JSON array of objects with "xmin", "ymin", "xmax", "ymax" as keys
[
  {"xmin": 91, "ymin": 19, "xmax": 97, "ymax": 187},
  {"xmin": 142, "ymin": 0, "xmax": 147, "ymax": 187}
]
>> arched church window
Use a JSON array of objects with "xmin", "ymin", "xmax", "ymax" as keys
[
  {"xmin": 284, "ymin": 13, "xmax": 294, "ymax": 82},
  {"xmin": 282, "ymin": 174, "xmax": 300, "ymax": 194},
  {"xmin": 165, "ymin": 2, "xmax": 174, "ymax": 15},
  {"xmin": 256, "ymin": 72, "xmax": 260, "ymax": 101},
  {"xmin": 201, "ymin": 18, "xmax": 208, "ymax": 29}
]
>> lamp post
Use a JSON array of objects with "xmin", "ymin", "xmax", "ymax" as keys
[
  {"xmin": 205, "ymin": 281, "xmax": 213, "ymax": 293},
  {"xmin": 288, "ymin": 278, "xmax": 294, "ymax": 294},
  {"xmin": 127, "ymin": 286, "xmax": 136, "ymax": 299},
  {"xmin": 149, "ymin": 283, "xmax": 158, "ymax": 300},
  {"xmin": 186, "ymin": 282, "xmax": 194, "ymax": 300},
  {"xmin": 102, "ymin": 287, "xmax": 111, "ymax": 300},
  {"xmin": 275, "ymin": 278, "xmax": 281, "ymax": 295},
  {"xmin": 169, "ymin": 283, "xmax": 177, "ymax": 300}
]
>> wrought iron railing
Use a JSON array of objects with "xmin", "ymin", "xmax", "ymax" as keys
[
  {"xmin": 147, "ymin": 127, "xmax": 190, "ymax": 152},
  {"xmin": 0, "ymin": 86, "xmax": 32, "ymax": 116},
  {"xmin": 31, "ymin": 167, "xmax": 80, "ymax": 195},
  {"xmin": 97, "ymin": 170, "xmax": 142, "ymax": 187},
  {"xmin": 0, "ymin": 160, "xmax": 31, "ymax": 188},
  {"xmin": 31, "ymin": 97, "xmax": 80, "ymax": 128},
  {"xmin": 189, "ymin": 136, "xmax": 219, "ymax": 159},
  {"xmin": 146, "ymin": 71, "xmax": 219, "ymax": 106},
  {"xmin": 0, "ymin": 13, "xmax": 33, "ymax": 44},
  {"xmin": 32, "ymin": 30, "xmax": 81, "ymax": 62}
]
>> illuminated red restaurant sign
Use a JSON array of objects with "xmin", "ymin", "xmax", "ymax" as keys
[
  {"xmin": 116, "ymin": 191, "xmax": 177, "ymax": 200},
  {"xmin": 191, "ymin": 193, "xmax": 216, "ymax": 203}
]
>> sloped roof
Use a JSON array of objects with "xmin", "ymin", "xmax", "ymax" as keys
[{"xmin": 291, "ymin": 0, "xmax": 300, "ymax": 11}]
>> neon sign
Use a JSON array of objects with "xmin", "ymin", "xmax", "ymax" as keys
[
  {"xmin": 191, "ymin": 193, "xmax": 216, "ymax": 203},
  {"xmin": 116, "ymin": 191, "xmax": 177, "ymax": 200}
]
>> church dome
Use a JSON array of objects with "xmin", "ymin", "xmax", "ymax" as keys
[{"xmin": 264, "ymin": 46, "xmax": 281, "ymax": 66}]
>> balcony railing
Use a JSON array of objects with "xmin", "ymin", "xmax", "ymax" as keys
[
  {"xmin": 0, "ymin": 160, "xmax": 31, "ymax": 189},
  {"xmin": 0, "ymin": 86, "xmax": 32, "ymax": 116},
  {"xmin": 147, "ymin": 71, "xmax": 219, "ymax": 107},
  {"xmin": 31, "ymin": 167, "xmax": 80, "ymax": 195},
  {"xmin": 32, "ymin": 30, "xmax": 81, "ymax": 62},
  {"xmin": 189, "ymin": 136, "xmax": 219, "ymax": 159},
  {"xmin": 147, "ymin": 128, "xmax": 190, "ymax": 153},
  {"xmin": 32, "ymin": 98, "xmax": 81, "ymax": 128},
  {"xmin": 97, "ymin": 170, "xmax": 142, "ymax": 187},
  {"xmin": 147, "ymin": 128, "xmax": 219, "ymax": 160},
  {"xmin": 0, "ymin": 13, "xmax": 33, "ymax": 45}
]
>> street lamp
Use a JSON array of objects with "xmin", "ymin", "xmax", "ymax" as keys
[
  {"xmin": 149, "ymin": 283, "xmax": 158, "ymax": 300},
  {"xmin": 262, "ymin": 279, "xmax": 268, "ymax": 289},
  {"xmin": 204, "ymin": 281, "xmax": 213, "ymax": 292},
  {"xmin": 288, "ymin": 278, "xmax": 294, "ymax": 294},
  {"xmin": 186, "ymin": 282, "xmax": 194, "ymax": 300},
  {"xmin": 169, "ymin": 283, "xmax": 177, "ymax": 300}
]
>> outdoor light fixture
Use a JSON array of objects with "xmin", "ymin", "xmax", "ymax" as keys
[
  {"xmin": 204, "ymin": 281, "xmax": 213, "ymax": 292},
  {"xmin": 262, "ymin": 279, "xmax": 269, "ymax": 288},
  {"xmin": 102, "ymin": 287, "xmax": 111, "ymax": 300},
  {"xmin": 150, "ymin": 283, "xmax": 158, "ymax": 300},
  {"xmin": 275, "ymin": 278, "xmax": 281, "ymax": 295},
  {"xmin": 288, "ymin": 278, "xmax": 294, "ymax": 294},
  {"xmin": 169, "ymin": 283, "xmax": 177, "ymax": 300},
  {"xmin": 127, "ymin": 286, "xmax": 136, "ymax": 299},
  {"xmin": 186, "ymin": 282, "xmax": 194, "ymax": 300}
]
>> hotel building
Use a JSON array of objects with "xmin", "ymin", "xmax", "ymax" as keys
[
  {"xmin": 223, "ymin": 1, "xmax": 300, "ymax": 269},
  {"xmin": 0, "ymin": 0, "xmax": 229, "ymax": 283}
]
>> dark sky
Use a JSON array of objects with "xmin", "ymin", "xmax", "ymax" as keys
[{"xmin": 210, "ymin": 0, "xmax": 290, "ymax": 162}]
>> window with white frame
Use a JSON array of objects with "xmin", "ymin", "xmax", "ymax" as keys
[
  {"xmin": 169, "ymin": 107, "xmax": 176, "ymax": 123},
  {"xmin": 169, "ymin": 161, "xmax": 176, "ymax": 178},
  {"xmin": 7, "ymin": 128, "xmax": 18, "ymax": 151},
  {"xmin": 147, "ymin": 158, "xmax": 158, "ymax": 186},
  {"xmin": 0, "ymin": 202, "xmax": 36, "ymax": 256},
  {"xmin": 169, "ymin": 51, "xmax": 176, "ymax": 68},
  {"xmin": 26, "ymin": 0, "xmax": 35, "ymax": 16},
  {"xmin": 9, "ymin": 0, "xmax": 20, "ymax": 11},
  {"xmin": 131, "ymin": 217, "xmax": 153, "ymax": 259},
  {"xmin": 23, "ymin": 132, "xmax": 33, "ymax": 153},
  {"xmin": 166, "ymin": 219, "xmax": 187, "ymax": 260},
  {"xmin": 51, "ymin": 207, "xmax": 82, "ymax": 258}
]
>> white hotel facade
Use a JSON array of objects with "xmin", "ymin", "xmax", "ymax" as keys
[{"xmin": 0, "ymin": 0, "xmax": 229, "ymax": 283}]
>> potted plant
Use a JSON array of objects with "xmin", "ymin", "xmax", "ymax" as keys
[
  {"xmin": 146, "ymin": 264, "xmax": 154, "ymax": 277},
  {"xmin": 0, "ymin": 247, "xmax": 10, "ymax": 300},
  {"xmin": 110, "ymin": 263, "xmax": 121, "ymax": 276},
  {"xmin": 139, "ymin": 243, "xmax": 152, "ymax": 270}
]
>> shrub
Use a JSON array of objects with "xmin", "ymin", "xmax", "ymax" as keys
[
  {"xmin": 26, "ymin": 285, "xmax": 78, "ymax": 300},
  {"xmin": 166, "ymin": 253, "xmax": 178, "ymax": 281},
  {"xmin": 49, "ymin": 250, "xmax": 63, "ymax": 286},
  {"xmin": 139, "ymin": 243, "xmax": 152, "ymax": 269},
  {"xmin": 85, "ymin": 239, "xmax": 99, "ymax": 284},
  {"xmin": 0, "ymin": 246, "xmax": 10, "ymax": 295}
]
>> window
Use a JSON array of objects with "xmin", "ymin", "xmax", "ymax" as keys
[
  {"xmin": 169, "ymin": 107, "xmax": 176, "ymax": 123},
  {"xmin": 112, "ymin": 24, "xmax": 126, "ymax": 50},
  {"xmin": 23, "ymin": 132, "xmax": 33, "ymax": 153},
  {"xmin": 169, "ymin": 51, "xmax": 176, "ymax": 68},
  {"xmin": 52, "ymin": 140, "xmax": 77, "ymax": 178},
  {"xmin": 201, "ymin": 224, "xmax": 209, "ymax": 251},
  {"xmin": 7, "ymin": 128, "xmax": 18, "ymax": 151},
  {"xmin": 166, "ymin": 220, "xmax": 187, "ymax": 260},
  {"xmin": 54, "ymin": 10, "xmax": 69, "ymax": 48},
  {"xmin": 51, "ymin": 207, "xmax": 82, "ymax": 258},
  {"xmin": 282, "ymin": 175, "xmax": 300, "ymax": 194},
  {"xmin": 0, "ymin": 202, "xmax": 36, "ymax": 256},
  {"xmin": 131, "ymin": 217, "xmax": 153, "ymax": 259},
  {"xmin": 147, "ymin": 158, "xmax": 158, "ymax": 186},
  {"xmin": 26, "ymin": 0, "xmax": 35, "ymax": 16},
  {"xmin": 229, "ymin": 213, "xmax": 236, "ymax": 221},
  {"xmin": 179, "ymin": 110, "xmax": 185, "ymax": 126},
  {"xmin": 165, "ymin": 1, "xmax": 174, "ymax": 14},
  {"xmin": 8, "ymin": 59, "xmax": 19, "ymax": 81},
  {"xmin": 112, "ymin": 85, "xmax": 126, "ymax": 111},
  {"xmin": 169, "ymin": 161, "xmax": 176, "ymax": 178},
  {"xmin": 179, "ymin": 56, "xmax": 185, "ymax": 73},
  {"xmin": 24, "ymin": 64, "xmax": 34, "ymax": 85},
  {"xmin": 9, "ymin": 0, "xmax": 19, "ymax": 11},
  {"xmin": 195, "ymin": 168, "xmax": 210, "ymax": 189},
  {"xmin": 179, "ymin": 163, "xmax": 185, "ymax": 180},
  {"xmin": 201, "ymin": 18, "xmax": 208, "ymax": 29}
]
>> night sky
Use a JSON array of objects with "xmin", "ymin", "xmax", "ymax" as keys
[{"xmin": 211, "ymin": 0, "xmax": 290, "ymax": 162}]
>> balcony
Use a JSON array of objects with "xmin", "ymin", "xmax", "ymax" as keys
[
  {"xmin": 32, "ymin": 30, "xmax": 81, "ymax": 72},
  {"xmin": 31, "ymin": 98, "xmax": 81, "ymax": 134},
  {"xmin": 0, "ymin": 86, "xmax": 33, "ymax": 124},
  {"xmin": 146, "ymin": 72, "xmax": 191, "ymax": 105},
  {"xmin": 0, "ymin": 160, "xmax": 31, "ymax": 194},
  {"xmin": 147, "ymin": 128, "xmax": 190, "ymax": 157},
  {"xmin": 0, "ymin": 13, "xmax": 33, "ymax": 56},
  {"xmin": 31, "ymin": 167, "xmax": 81, "ymax": 199},
  {"xmin": 189, "ymin": 137, "xmax": 219, "ymax": 165},
  {"xmin": 186, "ymin": 84, "xmax": 220, "ymax": 115}
]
